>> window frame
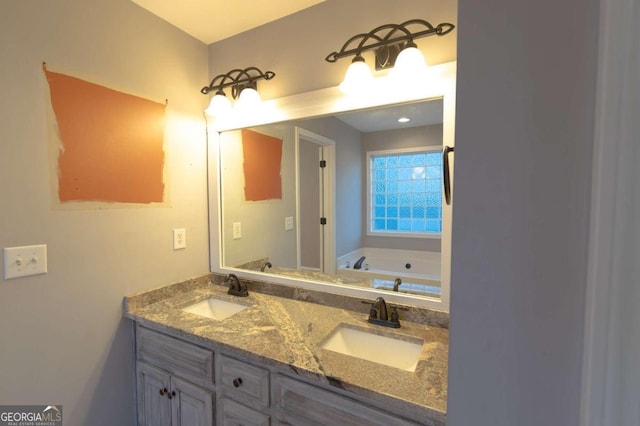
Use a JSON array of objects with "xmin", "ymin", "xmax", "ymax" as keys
[{"xmin": 366, "ymin": 146, "xmax": 443, "ymax": 239}]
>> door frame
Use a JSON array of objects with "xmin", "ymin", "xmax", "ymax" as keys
[
  {"xmin": 580, "ymin": 0, "xmax": 640, "ymax": 423},
  {"xmin": 294, "ymin": 127, "xmax": 336, "ymax": 274}
]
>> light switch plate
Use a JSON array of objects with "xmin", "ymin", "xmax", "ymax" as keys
[
  {"xmin": 3, "ymin": 244, "xmax": 47, "ymax": 279},
  {"xmin": 173, "ymin": 228, "xmax": 186, "ymax": 250},
  {"xmin": 232, "ymin": 222, "xmax": 242, "ymax": 240}
]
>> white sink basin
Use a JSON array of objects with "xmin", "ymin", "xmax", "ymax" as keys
[
  {"xmin": 182, "ymin": 298, "xmax": 250, "ymax": 321},
  {"xmin": 321, "ymin": 325, "xmax": 423, "ymax": 372}
]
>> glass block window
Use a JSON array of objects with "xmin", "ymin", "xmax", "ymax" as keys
[{"xmin": 368, "ymin": 148, "xmax": 442, "ymax": 236}]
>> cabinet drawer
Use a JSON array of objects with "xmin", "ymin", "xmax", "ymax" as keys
[
  {"xmin": 272, "ymin": 375, "xmax": 420, "ymax": 426},
  {"xmin": 218, "ymin": 354, "xmax": 269, "ymax": 408},
  {"xmin": 137, "ymin": 326, "xmax": 214, "ymax": 388},
  {"xmin": 220, "ymin": 398, "xmax": 269, "ymax": 426}
]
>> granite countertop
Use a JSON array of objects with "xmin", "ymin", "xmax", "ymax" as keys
[{"xmin": 124, "ymin": 277, "xmax": 448, "ymax": 425}]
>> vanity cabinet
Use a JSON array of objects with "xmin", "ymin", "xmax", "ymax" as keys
[
  {"xmin": 136, "ymin": 326, "xmax": 215, "ymax": 426},
  {"xmin": 134, "ymin": 325, "xmax": 425, "ymax": 426}
]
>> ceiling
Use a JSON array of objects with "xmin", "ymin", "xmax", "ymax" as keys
[
  {"xmin": 130, "ymin": 0, "xmax": 326, "ymax": 44},
  {"xmin": 336, "ymin": 99, "xmax": 444, "ymax": 133}
]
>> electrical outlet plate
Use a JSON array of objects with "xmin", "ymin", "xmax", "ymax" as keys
[
  {"xmin": 285, "ymin": 216, "xmax": 294, "ymax": 231},
  {"xmin": 3, "ymin": 244, "xmax": 47, "ymax": 279},
  {"xmin": 173, "ymin": 228, "xmax": 186, "ymax": 250}
]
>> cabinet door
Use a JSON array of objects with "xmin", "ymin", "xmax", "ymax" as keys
[
  {"xmin": 137, "ymin": 362, "xmax": 172, "ymax": 426},
  {"xmin": 171, "ymin": 376, "xmax": 214, "ymax": 426}
]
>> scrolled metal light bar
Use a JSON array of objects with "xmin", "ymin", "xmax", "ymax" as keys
[
  {"xmin": 200, "ymin": 67, "xmax": 275, "ymax": 99},
  {"xmin": 325, "ymin": 19, "xmax": 455, "ymax": 65}
]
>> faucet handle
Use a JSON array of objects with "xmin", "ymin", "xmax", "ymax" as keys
[
  {"xmin": 360, "ymin": 300, "xmax": 377, "ymax": 319},
  {"xmin": 390, "ymin": 306, "xmax": 400, "ymax": 324},
  {"xmin": 387, "ymin": 303, "xmax": 410, "ymax": 325}
]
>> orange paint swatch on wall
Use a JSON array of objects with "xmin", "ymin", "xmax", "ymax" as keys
[
  {"xmin": 45, "ymin": 68, "xmax": 165, "ymax": 203},
  {"xmin": 241, "ymin": 129, "xmax": 282, "ymax": 201}
]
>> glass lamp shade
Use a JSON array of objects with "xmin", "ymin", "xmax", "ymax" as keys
[
  {"xmin": 205, "ymin": 93, "xmax": 232, "ymax": 117},
  {"xmin": 234, "ymin": 87, "xmax": 262, "ymax": 113},
  {"xmin": 339, "ymin": 58, "xmax": 374, "ymax": 95},
  {"xmin": 389, "ymin": 45, "xmax": 429, "ymax": 81}
]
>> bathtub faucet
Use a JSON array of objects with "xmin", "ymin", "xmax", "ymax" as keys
[
  {"xmin": 393, "ymin": 278, "xmax": 402, "ymax": 292},
  {"xmin": 260, "ymin": 262, "xmax": 272, "ymax": 272},
  {"xmin": 353, "ymin": 256, "xmax": 366, "ymax": 270}
]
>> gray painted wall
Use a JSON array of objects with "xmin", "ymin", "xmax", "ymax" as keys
[
  {"xmin": 219, "ymin": 115, "xmax": 362, "ymax": 269},
  {"xmin": 207, "ymin": 0, "xmax": 458, "ymax": 99},
  {"xmin": 447, "ymin": 0, "xmax": 598, "ymax": 425},
  {"xmin": 220, "ymin": 125, "xmax": 297, "ymax": 269},
  {"xmin": 0, "ymin": 1, "xmax": 209, "ymax": 425}
]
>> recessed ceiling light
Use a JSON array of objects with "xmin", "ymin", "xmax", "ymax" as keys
[{"xmin": 397, "ymin": 117, "xmax": 411, "ymax": 123}]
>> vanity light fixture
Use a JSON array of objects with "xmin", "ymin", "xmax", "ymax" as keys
[
  {"xmin": 201, "ymin": 67, "xmax": 275, "ymax": 117},
  {"xmin": 325, "ymin": 19, "xmax": 455, "ymax": 94}
]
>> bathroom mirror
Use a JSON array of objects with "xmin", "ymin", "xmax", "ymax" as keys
[{"xmin": 208, "ymin": 61, "xmax": 455, "ymax": 311}]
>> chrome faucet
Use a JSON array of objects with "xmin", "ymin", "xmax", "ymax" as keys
[
  {"xmin": 393, "ymin": 278, "xmax": 402, "ymax": 292},
  {"xmin": 225, "ymin": 274, "xmax": 248, "ymax": 297},
  {"xmin": 353, "ymin": 256, "xmax": 366, "ymax": 269},
  {"xmin": 362, "ymin": 296, "xmax": 400, "ymax": 328},
  {"xmin": 260, "ymin": 261, "xmax": 272, "ymax": 272}
]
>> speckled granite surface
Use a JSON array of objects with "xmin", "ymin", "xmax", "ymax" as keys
[{"xmin": 124, "ymin": 276, "xmax": 448, "ymax": 425}]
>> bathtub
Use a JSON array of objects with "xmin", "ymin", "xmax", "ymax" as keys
[{"xmin": 336, "ymin": 248, "xmax": 441, "ymax": 296}]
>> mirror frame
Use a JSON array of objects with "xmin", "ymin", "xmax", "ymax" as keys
[{"xmin": 207, "ymin": 61, "xmax": 456, "ymax": 311}]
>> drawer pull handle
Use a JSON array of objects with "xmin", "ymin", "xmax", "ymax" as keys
[
  {"xmin": 159, "ymin": 387, "xmax": 168, "ymax": 396},
  {"xmin": 167, "ymin": 390, "xmax": 176, "ymax": 400},
  {"xmin": 233, "ymin": 378, "xmax": 243, "ymax": 388}
]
